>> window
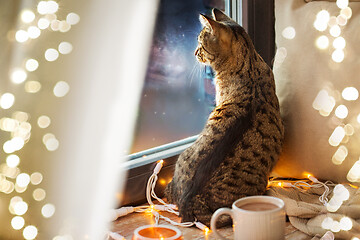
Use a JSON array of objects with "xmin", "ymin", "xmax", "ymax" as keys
[{"xmin": 131, "ymin": 0, "xmax": 226, "ymax": 154}]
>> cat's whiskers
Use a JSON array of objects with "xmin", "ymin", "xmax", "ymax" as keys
[{"xmin": 187, "ymin": 62, "xmax": 203, "ymax": 87}]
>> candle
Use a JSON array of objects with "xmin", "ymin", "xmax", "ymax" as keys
[{"xmin": 132, "ymin": 225, "xmax": 183, "ymax": 240}]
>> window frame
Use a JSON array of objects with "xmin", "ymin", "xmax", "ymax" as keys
[{"xmin": 120, "ymin": 0, "xmax": 275, "ymax": 207}]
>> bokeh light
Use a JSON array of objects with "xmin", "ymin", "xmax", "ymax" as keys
[
  {"xmin": 38, "ymin": 18, "xmax": 50, "ymax": 29},
  {"xmin": 14, "ymin": 201, "xmax": 28, "ymax": 215},
  {"xmin": 30, "ymin": 172, "xmax": 43, "ymax": 185},
  {"xmin": 53, "ymin": 81, "xmax": 70, "ymax": 97},
  {"xmin": 335, "ymin": 105, "xmax": 348, "ymax": 119},
  {"xmin": 37, "ymin": 115, "xmax": 51, "ymax": 128},
  {"xmin": 66, "ymin": 13, "xmax": 80, "ymax": 25},
  {"xmin": 21, "ymin": 10, "xmax": 35, "ymax": 23},
  {"xmin": 11, "ymin": 216, "xmax": 25, "ymax": 230},
  {"xmin": 336, "ymin": 0, "xmax": 349, "ymax": 9},
  {"xmin": 347, "ymin": 160, "xmax": 360, "ymax": 182},
  {"xmin": 25, "ymin": 81, "xmax": 42, "ymax": 93},
  {"xmin": 27, "ymin": 26, "xmax": 41, "ymax": 39},
  {"xmin": 342, "ymin": 87, "xmax": 358, "ymax": 101},
  {"xmin": 329, "ymin": 126, "xmax": 345, "ymax": 146},
  {"xmin": 6, "ymin": 155, "xmax": 20, "ymax": 168},
  {"xmin": 0, "ymin": 93, "xmax": 15, "ymax": 109},
  {"xmin": 41, "ymin": 203, "xmax": 56, "ymax": 218},
  {"xmin": 58, "ymin": 42, "xmax": 73, "ymax": 54},
  {"xmin": 33, "ymin": 188, "xmax": 46, "ymax": 201},
  {"xmin": 282, "ymin": 26, "xmax": 296, "ymax": 39},
  {"xmin": 23, "ymin": 225, "xmax": 38, "ymax": 240},
  {"xmin": 333, "ymin": 37, "xmax": 346, "ymax": 50},
  {"xmin": 10, "ymin": 68, "xmax": 27, "ymax": 84},
  {"xmin": 330, "ymin": 25, "xmax": 341, "ymax": 37},
  {"xmin": 45, "ymin": 48, "xmax": 59, "ymax": 62},
  {"xmin": 16, "ymin": 173, "xmax": 31, "ymax": 188},
  {"xmin": 316, "ymin": 35, "xmax": 329, "ymax": 50},
  {"xmin": 332, "ymin": 49, "xmax": 344, "ymax": 63},
  {"xmin": 25, "ymin": 59, "xmax": 39, "ymax": 72}
]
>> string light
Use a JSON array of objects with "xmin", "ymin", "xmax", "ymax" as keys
[
  {"xmin": 332, "ymin": 145, "xmax": 348, "ymax": 165},
  {"xmin": 112, "ymin": 159, "xmax": 210, "ymax": 238}
]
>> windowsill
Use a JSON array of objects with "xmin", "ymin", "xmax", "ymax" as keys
[{"xmin": 112, "ymin": 206, "xmax": 312, "ymax": 240}]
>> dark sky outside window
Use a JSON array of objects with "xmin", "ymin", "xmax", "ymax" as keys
[{"xmin": 131, "ymin": 0, "xmax": 225, "ymax": 153}]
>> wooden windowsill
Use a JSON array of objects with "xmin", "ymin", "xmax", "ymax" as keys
[{"xmin": 112, "ymin": 208, "xmax": 313, "ymax": 240}]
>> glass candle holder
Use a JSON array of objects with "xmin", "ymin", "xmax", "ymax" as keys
[{"xmin": 132, "ymin": 225, "xmax": 183, "ymax": 240}]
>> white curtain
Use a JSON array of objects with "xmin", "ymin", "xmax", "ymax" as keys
[{"xmin": 0, "ymin": 0, "xmax": 158, "ymax": 239}]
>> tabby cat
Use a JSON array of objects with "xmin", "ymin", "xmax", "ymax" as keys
[{"xmin": 164, "ymin": 8, "xmax": 284, "ymax": 226}]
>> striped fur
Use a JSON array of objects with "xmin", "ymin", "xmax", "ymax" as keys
[{"xmin": 165, "ymin": 8, "xmax": 284, "ymax": 226}]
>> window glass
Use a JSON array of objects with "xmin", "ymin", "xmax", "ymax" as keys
[{"xmin": 131, "ymin": 0, "xmax": 226, "ymax": 153}]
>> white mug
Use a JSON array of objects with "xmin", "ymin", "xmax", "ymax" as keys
[{"xmin": 210, "ymin": 195, "xmax": 285, "ymax": 240}]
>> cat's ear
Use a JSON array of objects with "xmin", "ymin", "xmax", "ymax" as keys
[
  {"xmin": 199, "ymin": 14, "xmax": 222, "ymax": 33},
  {"xmin": 212, "ymin": 8, "xmax": 232, "ymax": 22}
]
